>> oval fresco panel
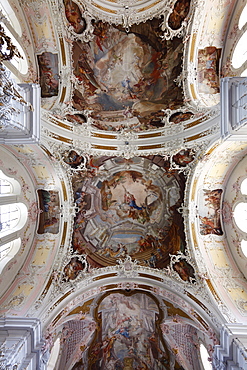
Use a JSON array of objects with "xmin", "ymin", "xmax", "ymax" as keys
[
  {"xmin": 64, "ymin": 0, "xmax": 87, "ymax": 34},
  {"xmin": 72, "ymin": 19, "xmax": 184, "ymax": 131},
  {"xmin": 168, "ymin": 0, "xmax": 191, "ymax": 30}
]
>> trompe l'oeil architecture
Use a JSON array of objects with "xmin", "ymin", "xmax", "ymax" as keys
[{"xmin": 0, "ymin": 0, "xmax": 247, "ymax": 369}]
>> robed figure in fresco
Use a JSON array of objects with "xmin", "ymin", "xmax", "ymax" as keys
[
  {"xmin": 86, "ymin": 292, "xmax": 178, "ymax": 369},
  {"xmin": 67, "ymin": 156, "xmax": 187, "ymax": 273}
]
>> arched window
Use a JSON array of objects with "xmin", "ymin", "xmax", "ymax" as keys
[
  {"xmin": 240, "ymin": 178, "xmax": 247, "ymax": 195},
  {"xmin": 0, "ymin": 204, "xmax": 21, "ymax": 233},
  {"xmin": 0, "ymin": 178, "xmax": 12, "ymax": 194},
  {"xmin": 240, "ymin": 239, "xmax": 247, "ymax": 258},
  {"xmin": 233, "ymin": 202, "xmax": 247, "ymax": 233},
  {"xmin": 200, "ymin": 343, "xmax": 212, "ymax": 370},
  {"xmin": 0, "ymin": 1, "xmax": 28, "ymax": 78},
  {"xmin": 0, "ymin": 1, "xmax": 22, "ymax": 35},
  {"xmin": 239, "ymin": 3, "xmax": 247, "ymax": 30},
  {"xmin": 232, "ymin": 177, "xmax": 247, "ymax": 260},
  {"xmin": 0, "ymin": 238, "xmax": 21, "ymax": 263},
  {"xmin": 0, "ymin": 170, "xmax": 27, "ymax": 272},
  {"xmin": 1, "ymin": 23, "xmax": 28, "ymax": 76},
  {"xmin": 231, "ymin": 31, "xmax": 247, "ymax": 70},
  {"xmin": 47, "ymin": 338, "xmax": 61, "ymax": 370},
  {"xmin": 223, "ymin": 1, "xmax": 247, "ymax": 78}
]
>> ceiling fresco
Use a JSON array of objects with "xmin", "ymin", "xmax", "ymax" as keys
[
  {"xmin": 32, "ymin": 0, "xmax": 235, "ymax": 162},
  {"xmin": 38, "ymin": 52, "xmax": 59, "ymax": 98},
  {"xmin": 37, "ymin": 190, "xmax": 60, "ymax": 234},
  {"xmin": 197, "ymin": 47, "xmax": 221, "ymax": 95},
  {"xmin": 2, "ymin": 0, "xmax": 247, "ymax": 369},
  {"xmin": 36, "ymin": 0, "xmax": 224, "ymax": 138},
  {"xmin": 84, "ymin": 292, "xmax": 183, "ymax": 369},
  {"xmin": 71, "ymin": 19, "xmax": 184, "ymax": 132},
  {"xmin": 45, "ymin": 288, "xmax": 217, "ymax": 370},
  {"xmin": 64, "ymin": 0, "xmax": 87, "ymax": 34},
  {"xmin": 30, "ymin": 0, "xmax": 234, "ymax": 162},
  {"xmin": 199, "ymin": 189, "xmax": 223, "ymax": 236},
  {"xmin": 57, "ymin": 154, "xmax": 197, "ymax": 281}
]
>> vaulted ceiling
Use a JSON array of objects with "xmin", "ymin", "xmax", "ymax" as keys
[{"xmin": 0, "ymin": 0, "xmax": 247, "ymax": 369}]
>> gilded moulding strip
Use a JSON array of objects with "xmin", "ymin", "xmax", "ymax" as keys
[
  {"xmin": 186, "ymin": 291, "xmax": 211, "ymax": 318},
  {"xmin": 138, "ymin": 0, "xmax": 161, "ymax": 12},
  {"xmin": 139, "ymin": 273, "xmax": 163, "ymax": 282},
  {"xmin": 92, "ymin": 132, "xmax": 117, "ymax": 139},
  {"xmin": 59, "ymin": 38, "xmax": 66, "ymax": 66},
  {"xmin": 185, "ymin": 131, "xmax": 208, "ymax": 142},
  {"xmin": 59, "ymin": 87, "xmax": 67, "ymax": 104},
  {"xmin": 50, "ymin": 118, "xmax": 72, "ymax": 131},
  {"xmin": 61, "ymin": 181, "xmax": 68, "ymax": 201},
  {"xmin": 185, "ymin": 118, "xmax": 203, "ymax": 129},
  {"xmin": 138, "ymin": 143, "xmax": 163, "ymax": 150},
  {"xmin": 91, "ymin": 2, "xmax": 117, "ymax": 13},
  {"xmin": 50, "ymin": 133, "xmax": 72, "ymax": 143},
  {"xmin": 91, "ymin": 144, "xmax": 117, "ymax": 150},
  {"xmin": 190, "ymin": 179, "xmax": 198, "ymax": 202},
  {"xmin": 138, "ymin": 132, "xmax": 162, "ymax": 139},
  {"xmin": 102, "ymin": 284, "xmax": 119, "ymax": 290},
  {"xmin": 190, "ymin": 83, "xmax": 197, "ymax": 100},
  {"xmin": 61, "ymin": 221, "xmax": 68, "ymax": 246},
  {"xmin": 190, "ymin": 222, "xmax": 198, "ymax": 249},
  {"xmin": 190, "ymin": 33, "xmax": 197, "ymax": 62},
  {"xmin": 51, "ymin": 290, "xmax": 73, "ymax": 322},
  {"xmin": 93, "ymin": 273, "xmax": 118, "ymax": 281},
  {"xmin": 206, "ymin": 279, "xmax": 223, "ymax": 304}
]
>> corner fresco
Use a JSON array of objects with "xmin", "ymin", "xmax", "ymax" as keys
[
  {"xmin": 173, "ymin": 259, "xmax": 195, "ymax": 281},
  {"xmin": 172, "ymin": 149, "xmax": 195, "ymax": 167},
  {"xmin": 63, "ymin": 256, "xmax": 87, "ymax": 281},
  {"xmin": 63, "ymin": 150, "xmax": 85, "ymax": 168},
  {"xmin": 66, "ymin": 113, "xmax": 87, "ymax": 125},
  {"xmin": 71, "ymin": 18, "xmax": 184, "ymax": 132},
  {"xmin": 169, "ymin": 111, "xmax": 193, "ymax": 124},
  {"xmin": 64, "ymin": 0, "xmax": 87, "ymax": 34},
  {"xmin": 62, "ymin": 155, "xmax": 190, "ymax": 277},
  {"xmin": 168, "ymin": 0, "xmax": 191, "ymax": 30}
]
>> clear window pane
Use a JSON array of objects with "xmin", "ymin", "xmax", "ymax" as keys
[
  {"xmin": 241, "ymin": 68, "xmax": 247, "ymax": 77},
  {"xmin": 47, "ymin": 338, "xmax": 60, "ymax": 370},
  {"xmin": 239, "ymin": 4, "xmax": 247, "ymax": 30},
  {"xmin": 233, "ymin": 202, "xmax": 247, "ymax": 233},
  {"xmin": 232, "ymin": 31, "xmax": 247, "ymax": 69},
  {"xmin": 0, "ymin": 241, "xmax": 12, "ymax": 260},
  {"xmin": 0, "ymin": 204, "xmax": 20, "ymax": 233},
  {"xmin": 0, "ymin": 1, "xmax": 22, "ymax": 35},
  {"xmin": 241, "ymin": 178, "xmax": 247, "ymax": 194},
  {"xmin": 200, "ymin": 344, "xmax": 212, "ymax": 370},
  {"xmin": 241, "ymin": 240, "xmax": 247, "ymax": 258},
  {"xmin": 0, "ymin": 178, "xmax": 12, "ymax": 194}
]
